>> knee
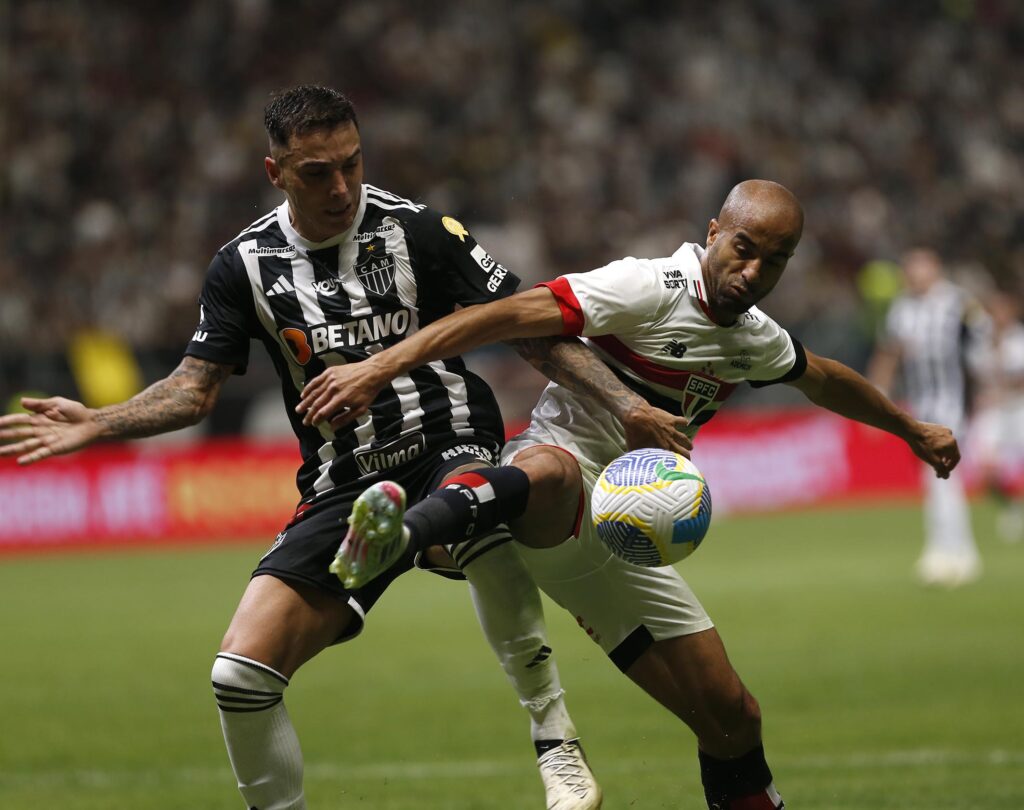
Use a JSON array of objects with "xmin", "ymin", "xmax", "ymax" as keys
[
  {"xmin": 212, "ymin": 653, "xmax": 290, "ymax": 712},
  {"xmin": 518, "ymin": 447, "xmax": 581, "ymax": 503},
  {"xmin": 511, "ymin": 450, "xmax": 583, "ymax": 548}
]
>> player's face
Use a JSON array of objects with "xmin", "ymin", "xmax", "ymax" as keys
[
  {"xmin": 702, "ymin": 217, "xmax": 800, "ymax": 324},
  {"xmin": 901, "ymin": 249, "xmax": 942, "ymax": 295},
  {"xmin": 265, "ymin": 122, "xmax": 364, "ymax": 242}
]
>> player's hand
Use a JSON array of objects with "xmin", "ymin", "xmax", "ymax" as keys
[
  {"xmin": 622, "ymin": 402, "xmax": 693, "ymax": 458},
  {"xmin": 0, "ymin": 396, "xmax": 102, "ymax": 465},
  {"xmin": 907, "ymin": 420, "xmax": 960, "ymax": 479},
  {"xmin": 296, "ymin": 361, "xmax": 386, "ymax": 429}
]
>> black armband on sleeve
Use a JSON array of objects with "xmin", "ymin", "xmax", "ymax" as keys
[{"xmin": 748, "ymin": 338, "xmax": 808, "ymax": 388}]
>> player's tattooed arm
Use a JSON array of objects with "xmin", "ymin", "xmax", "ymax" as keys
[
  {"xmin": 94, "ymin": 356, "xmax": 233, "ymax": 439},
  {"xmin": 508, "ymin": 337, "xmax": 639, "ymax": 417},
  {"xmin": 508, "ymin": 337, "xmax": 693, "ymax": 457},
  {"xmin": 0, "ymin": 356, "xmax": 232, "ymax": 465}
]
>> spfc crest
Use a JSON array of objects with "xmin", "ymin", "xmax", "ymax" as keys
[
  {"xmin": 681, "ymin": 373, "xmax": 721, "ymax": 419},
  {"xmin": 355, "ymin": 244, "xmax": 396, "ymax": 296}
]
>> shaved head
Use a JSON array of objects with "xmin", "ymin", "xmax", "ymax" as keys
[
  {"xmin": 700, "ymin": 179, "xmax": 804, "ymax": 325},
  {"xmin": 718, "ymin": 179, "xmax": 804, "ymax": 239}
]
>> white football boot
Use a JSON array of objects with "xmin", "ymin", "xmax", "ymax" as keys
[
  {"xmin": 537, "ymin": 740, "xmax": 603, "ymax": 809},
  {"xmin": 915, "ymin": 549, "xmax": 981, "ymax": 588}
]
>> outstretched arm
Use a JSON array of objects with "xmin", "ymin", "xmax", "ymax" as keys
[
  {"xmin": 297, "ymin": 287, "xmax": 692, "ymax": 454},
  {"xmin": 0, "ymin": 356, "xmax": 233, "ymax": 465},
  {"xmin": 509, "ymin": 337, "xmax": 692, "ymax": 456},
  {"xmin": 297, "ymin": 287, "xmax": 564, "ymax": 427},
  {"xmin": 788, "ymin": 349, "xmax": 959, "ymax": 478}
]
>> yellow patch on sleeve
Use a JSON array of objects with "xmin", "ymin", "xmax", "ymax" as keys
[{"xmin": 442, "ymin": 216, "xmax": 469, "ymax": 242}]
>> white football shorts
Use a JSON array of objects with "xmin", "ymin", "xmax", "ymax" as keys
[
  {"xmin": 971, "ymin": 398, "xmax": 1024, "ymax": 465},
  {"xmin": 503, "ymin": 427, "xmax": 714, "ymax": 672}
]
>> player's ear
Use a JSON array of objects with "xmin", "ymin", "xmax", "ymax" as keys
[
  {"xmin": 706, "ymin": 218, "xmax": 720, "ymax": 247},
  {"xmin": 265, "ymin": 156, "xmax": 284, "ymax": 190}
]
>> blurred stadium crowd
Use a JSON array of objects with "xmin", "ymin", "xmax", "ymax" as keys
[{"xmin": 2, "ymin": 0, "xmax": 1022, "ymax": 428}]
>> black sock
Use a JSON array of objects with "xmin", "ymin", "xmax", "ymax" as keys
[
  {"xmin": 533, "ymin": 738, "xmax": 568, "ymax": 757},
  {"xmin": 404, "ymin": 467, "xmax": 530, "ymax": 552},
  {"xmin": 698, "ymin": 744, "xmax": 777, "ymax": 809}
]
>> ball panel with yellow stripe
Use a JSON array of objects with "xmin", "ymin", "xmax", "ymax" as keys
[{"xmin": 592, "ymin": 448, "xmax": 712, "ymax": 567}]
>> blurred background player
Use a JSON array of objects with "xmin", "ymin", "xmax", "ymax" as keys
[
  {"xmin": 868, "ymin": 248, "xmax": 990, "ymax": 586},
  {"xmin": 970, "ymin": 288, "xmax": 1024, "ymax": 542},
  {"xmin": 0, "ymin": 86, "xmax": 603, "ymax": 810},
  {"xmin": 4, "ymin": 3, "xmax": 1022, "ymax": 420}
]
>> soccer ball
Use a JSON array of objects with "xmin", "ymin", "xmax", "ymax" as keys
[{"xmin": 591, "ymin": 448, "xmax": 712, "ymax": 567}]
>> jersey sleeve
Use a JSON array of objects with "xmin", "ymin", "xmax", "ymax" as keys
[
  {"xmin": 746, "ymin": 314, "xmax": 808, "ymax": 387},
  {"xmin": 183, "ymin": 249, "xmax": 254, "ymax": 373},
  {"xmin": 538, "ymin": 258, "xmax": 667, "ymax": 337},
  {"xmin": 405, "ymin": 208, "xmax": 521, "ymax": 306},
  {"xmin": 963, "ymin": 296, "xmax": 991, "ymax": 332}
]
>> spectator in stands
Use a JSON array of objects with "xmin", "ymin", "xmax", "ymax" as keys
[{"xmin": 3, "ymin": 2, "xmax": 1022, "ymax": 427}]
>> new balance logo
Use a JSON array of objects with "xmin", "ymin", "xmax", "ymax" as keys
[
  {"xmin": 266, "ymin": 277, "xmax": 296, "ymax": 297},
  {"xmin": 660, "ymin": 339, "xmax": 687, "ymax": 358},
  {"xmin": 526, "ymin": 645, "xmax": 553, "ymax": 669}
]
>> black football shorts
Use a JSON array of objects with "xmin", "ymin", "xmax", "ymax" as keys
[{"xmin": 252, "ymin": 439, "xmax": 500, "ymax": 643}]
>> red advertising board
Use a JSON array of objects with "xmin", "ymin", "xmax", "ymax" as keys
[
  {"xmin": 0, "ymin": 410, "xmax": 930, "ymax": 553},
  {"xmin": 0, "ymin": 440, "xmax": 301, "ymax": 553},
  {"xmin": 691, "ymin": 409, "xmax": 924, "ymax": 515}
]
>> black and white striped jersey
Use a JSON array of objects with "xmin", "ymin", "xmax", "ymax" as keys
[
  {"xmin": 884, "ymin": 279, "xmax": 990, "ymax": 431},
  {"xmin": 184, "ymin": 184, "xmax": 519, "ymax": 500}
]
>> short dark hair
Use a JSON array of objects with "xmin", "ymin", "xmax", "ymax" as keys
[{"xmin": 264, "ymin": 85, "xmax": 359, "ymax": 148}]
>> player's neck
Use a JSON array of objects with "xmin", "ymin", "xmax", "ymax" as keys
[
  {"xmin": 711, "ymin": 311, "xmax": 737, "ymax": 327},
  {"xmin": 698, "ymin": 257, "xmax": 737, "ymax": 327}
]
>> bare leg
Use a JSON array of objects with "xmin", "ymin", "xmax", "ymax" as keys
[
  {"xmin": 220, "ymin": 573, "xmax": 355, "ymax": 676},
  {"xmin": 625, "ymin": 629, "xmax": 761, "ymax": 758},
  {"xmin": 510, "ymin": 446, "xmax": 585, "ymax": 549},
  {"xmin": 510, "ymin": 445, "xmax": 778, "ymax": 806}
]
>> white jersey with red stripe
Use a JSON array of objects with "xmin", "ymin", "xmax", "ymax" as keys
[{"xmin": 525, "ymin": 241, "xmax": 805, "ymax": 476}]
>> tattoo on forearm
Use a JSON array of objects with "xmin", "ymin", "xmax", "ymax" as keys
[
  {"xmin": 509, "ymin": 337, "xmax": 643, "ymax": 418},
  {"xmin": 94, "ymin": 358, "xmax": 230, "ymax": 439}
]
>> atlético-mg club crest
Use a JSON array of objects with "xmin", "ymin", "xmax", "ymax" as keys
[{"xmin": 355, "ymin": 243, "xmax": 396, "ymax": 296}]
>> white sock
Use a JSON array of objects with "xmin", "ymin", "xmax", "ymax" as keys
[
  {"xmin": 923, "ymin": 467, "xmax": 979, "ymax": 560},
  {"xmin": 212, "ymin": 653, "xmax": 306, "ymax": 810},
  {"xmin": 460, "ymin": 534, "xmax": 577, "ymax": 744}
]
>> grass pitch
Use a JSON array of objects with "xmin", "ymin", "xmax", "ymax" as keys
[{"xmin": 0, "ymin": 501, "xmax": 1021, "ymax": 809}]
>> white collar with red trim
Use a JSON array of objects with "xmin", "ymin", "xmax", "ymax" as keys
[{"xmin": 671, "ymin": 242, "xmax": 716, "ymax": 320}]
